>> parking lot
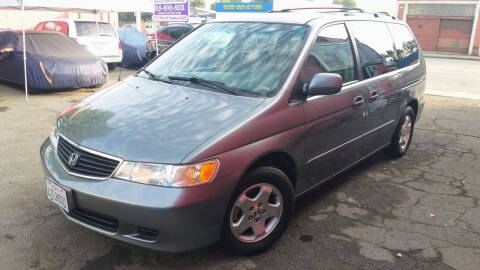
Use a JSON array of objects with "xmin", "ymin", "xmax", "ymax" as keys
[{"xmin": 1, "ymin": 58, "xmax": 480, "ymax": 270}]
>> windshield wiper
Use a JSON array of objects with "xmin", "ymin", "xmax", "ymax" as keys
[
  {"xmin": 136, "ymin": 68, "xmax": 172, "ymax": 84},
  {"xmin": 168, "ymin": 76, "xmax": 242, "ymax": 96}
]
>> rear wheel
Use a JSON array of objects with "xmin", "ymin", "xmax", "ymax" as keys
[
  {"xmin": 386, "ymin": 106, "xmax": 415, "ymax": 158},
  {"xmin": 221, "ymin": 167, "xmax": 294, "ymax": 255},
  {"xmin": 107, "ymin": 63, "xmax": 117, "ymax": 71}
]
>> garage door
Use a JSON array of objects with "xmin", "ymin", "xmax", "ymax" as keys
[
  {"xmin": 436, "ymin": 19, "xmax": 473, "ymax": 54},
  {"xmin": 407, "ymin": 18, "xmax": 440, "ymax": 52}
]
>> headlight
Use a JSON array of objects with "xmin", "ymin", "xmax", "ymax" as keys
[
  {"xmin": 49, "ymin": 120, "xmax": 59, "ymax": 149},
  {"xmin": 113, "ymin": 159, "xmax": 219, "ymax": 187}
]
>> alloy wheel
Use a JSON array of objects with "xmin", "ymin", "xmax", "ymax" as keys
[
  {"xmin": 399, "ymin": 114, "xmax": 412, "ymax": 151},
  {"xmin": 229, "ymin": 183, "xmax": 283, "ymax": 243}
]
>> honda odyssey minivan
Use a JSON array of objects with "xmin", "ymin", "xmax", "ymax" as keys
[{"xmin": 41, "ymin": 8, "xmax": 425, "ymax": 255}]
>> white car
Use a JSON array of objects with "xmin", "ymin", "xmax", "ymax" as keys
[{"xmin": 35, "ymin": 19, "xmax": 122, "ymax": 69}]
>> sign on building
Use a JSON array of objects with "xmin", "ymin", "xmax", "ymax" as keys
[
  {"xmin": 153, "ymin": 0, "xmax": 189, "ymax": 22},
  {"xmin": 216, "ymin": 2, "xmax": 273, "ymax": 13}
]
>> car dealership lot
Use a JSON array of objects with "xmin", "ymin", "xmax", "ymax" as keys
[{"xmin": 1, "ymin": 63, "xmax": 480, "ymax": 269}]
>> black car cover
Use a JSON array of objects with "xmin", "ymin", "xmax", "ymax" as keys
[
  {"xmin": 117, "ymin": 28, "xmax": 148, "ymax": 67},
  {"xmin": 0, "ymin": 30, "xmax": 107, "ymax": 90}
]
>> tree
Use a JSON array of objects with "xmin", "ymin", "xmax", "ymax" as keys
[
  {"xmin": 333, "ymin": 0, "xmax": 357, "ymax": 8},
  {"xmin": 190, "ymin": 0, "xmax": 205, "ymax": 8}
]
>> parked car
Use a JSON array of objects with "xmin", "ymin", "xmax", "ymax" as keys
[
  {"xmin": 41, "ymin": 9, "xmax": 425, "ymax": 254},
  {"xmin": 117, "ymin": 28, "xmax": 148, "ymax": 67},
  {"xmin": 0, "ymin": 30, "xmax": 107, "ymax": 90},
  {"xmin": 34, "ymin": 19, "xmax": 122, "ymax": 70},
  {"xmin": 146, "ymin": 24, "xmax": 193, "ymax": 59}
]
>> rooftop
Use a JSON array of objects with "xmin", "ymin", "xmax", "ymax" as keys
[{"xmin": 213, "ymin": 8, "xmax": 399, "ymax": 25}]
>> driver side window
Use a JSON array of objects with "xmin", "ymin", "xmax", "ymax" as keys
[{"xmin": 297, "ymin": 24, "xmax": 357, "ymax": 93}]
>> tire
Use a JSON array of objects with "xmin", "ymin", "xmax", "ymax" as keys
[
  {"xmin": 386, "ymin": 106, "xmax": 415, "ymax": 158},
  {"xmin": 221, "ymin": 166, "xmax": 295, "ymax": 255},
  {"xmin": 107, "ymin": 63, "xmax": 117, "ymax": 71}
]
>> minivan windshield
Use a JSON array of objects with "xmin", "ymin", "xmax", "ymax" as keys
[{"xmin": 145, "ymin": 23, "xmax": 308, "ymax": 97}]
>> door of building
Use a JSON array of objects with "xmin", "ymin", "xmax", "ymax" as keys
[{"xmin": 436, "ymin": 19, "xmax": 473, "ymax": 54}]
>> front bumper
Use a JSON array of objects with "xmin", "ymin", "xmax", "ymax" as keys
[{"xmin": 40, "ymin": 139, "xmax": 233, "ymax": 252}]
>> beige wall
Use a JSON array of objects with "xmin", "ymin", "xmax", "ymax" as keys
[{"xmin": 0, "ymin": 9, "xmax": 116, "ymax": 30}]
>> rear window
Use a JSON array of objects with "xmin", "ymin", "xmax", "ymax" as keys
[
  {"xmin": 99, "ymin": 23, "xmax": 116, "ymax": 37},
  {"xmin": 168, "ymin": 27, "xmax": 191, "ymax": 39},
  {"xmin": 75, "ymin": 22, "xmax": 98, "ymax": 36},
  {"xmin": 388, "ymin": 23, "xmax": 420, "ymax": 69},
  {"xmin": 43, "ymin": 21, "xmax": 69, "ymax": 35},
  {"xmin": 350, "ymin": 21, "xmax": 396, "ymax": 79}
]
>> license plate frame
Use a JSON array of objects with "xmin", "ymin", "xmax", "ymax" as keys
[{"xmin": 45, "ymin": 177, "xmax": 74, "ymax": 213}]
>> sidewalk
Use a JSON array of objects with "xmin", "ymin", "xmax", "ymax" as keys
[{"xmin": 423, "ymin": 51, "xmax": 480, "ymax": 61}]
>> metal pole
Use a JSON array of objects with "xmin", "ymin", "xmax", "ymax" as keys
[
  {"xmin": 21, "ymin": 0, "xmax": 29, "ymax": 103},
  {"xmin": 153, "ymin": 19, "xmax": 159, "ymax": 56}
]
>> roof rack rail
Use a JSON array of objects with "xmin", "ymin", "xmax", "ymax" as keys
[
  {"xmin": 372, "ymin": 11, "xmax": 397, "ymax": 19},
  {"xmin": 270, "ymin": 7, "xmax": 365, "ymax": 13}
]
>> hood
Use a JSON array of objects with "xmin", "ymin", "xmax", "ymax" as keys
[{"xmin": 57, "ymin": 76, "xmax": 265, "ymax": 164}]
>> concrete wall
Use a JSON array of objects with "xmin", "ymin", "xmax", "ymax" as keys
[{"xmin": 0, "ymin": 9, "xmax": 117, "ymax": 30}]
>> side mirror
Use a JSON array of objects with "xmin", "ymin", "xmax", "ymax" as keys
[{"xmin": 307, "ymin": 73, "xmax": 343, "ymax": 97}]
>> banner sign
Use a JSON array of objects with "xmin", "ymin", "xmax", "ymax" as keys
[
  {"xmin": 153, "ymin": 0, "xmax": 189, "ymax": 22},
  {"xmin": 216, "ymin": 2, "xmax": 273, "ymax": 13}
]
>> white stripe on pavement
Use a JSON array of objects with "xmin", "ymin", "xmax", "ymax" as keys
[{"xmin": 426, "ymin": 89, "xmax": 480, "ymax": 100}]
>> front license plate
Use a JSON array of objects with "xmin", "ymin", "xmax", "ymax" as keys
[{"xmin": 46, "ymin": 178, "xmax": 70, "ymax": 213}]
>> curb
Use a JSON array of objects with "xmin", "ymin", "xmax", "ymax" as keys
[
  {"xmin": 426, "ymin": 89, "xmax": 480, "ymax": 100},
  {"xmin": 423, "ymin": 53, "xmax": 480, "ymax": 62}
]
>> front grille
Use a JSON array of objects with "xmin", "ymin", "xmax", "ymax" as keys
[
  {"xmin": 70, "ymin": 208, "xmax": 119, "ymax": 232},
  {"xmin": 57, "ymin": 136, "xmax": 120, "ymax": 179}
]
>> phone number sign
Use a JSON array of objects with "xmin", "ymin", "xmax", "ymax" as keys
[
  {"xmin": 216, "ymin": 2, "xmax": 273, "ymax": 13},
  {"xmin": 153, "ymin": 0, "xmax": 189, "ymax": 22}
]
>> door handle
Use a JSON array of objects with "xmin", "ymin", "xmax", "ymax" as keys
[
  {"xmin": 391, "ymin": 73, "xmax": 402, "ymax": 80},
  {"xmin": 353, "ymin": 96, "xmax": 364, "ymax": 107},
  {"xmin": 369, "ymin": 90, "xmax": 379, "ymax": 101}
]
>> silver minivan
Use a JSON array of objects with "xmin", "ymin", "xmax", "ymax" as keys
[
  {"xmin": 35, "ymin": 19, "xmax": 123, "ymax": 69},
  {"xmin": 41, "ymin": 8, "xmax": 425, "ymax": 255}
]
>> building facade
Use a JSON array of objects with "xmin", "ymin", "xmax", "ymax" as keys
[{"xmin": 398, "ymin": 0, "xmax": 480, "ymax": 55}]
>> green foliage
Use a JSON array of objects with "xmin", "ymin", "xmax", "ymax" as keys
[
  {"xmin": 190, "ymin": 0, "xmax": 205, "ymax": 8},
  {"xmin": 333, "ymin": 0, "xmax": 357, "ymax": 8}
]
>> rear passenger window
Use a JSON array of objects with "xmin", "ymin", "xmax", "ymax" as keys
[
  {"xmin": 350, "ymin": 21, "xmax": 396, "ymax": 79},
  {"xmin": 98, "ymin": 23, "xmax": 116, "ymax": 37},
  {"xmin": 388, "ymin": 23, "xmax": 420, "ymax": 69},
  {"xmin": 299, "ymin": 24, "xmax": 356, "ymax": 86}
]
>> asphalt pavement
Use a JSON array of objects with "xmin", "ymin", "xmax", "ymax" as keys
[{"xmin": 1, "ymin": 63, "xmax": 480, "ymax": 270}]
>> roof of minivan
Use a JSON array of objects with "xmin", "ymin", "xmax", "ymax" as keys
[{"xmin": 213, "ymin": 11, "xmax": 400, "ymax": 25}]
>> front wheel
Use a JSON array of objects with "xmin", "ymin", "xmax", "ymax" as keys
[
  {"xmin": 221, "ymin": 167, "xmax": 294, "ymax": 255},
  {"xmin": 386, "ymin": 106, "xmax": 415, "ymax": 158}
]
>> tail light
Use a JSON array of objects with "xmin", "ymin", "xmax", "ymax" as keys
[
  {"xmin": 119, "ymin": 41, "xmax": 122, "ymax": 50},
  {"xmin": 156, "ymin": 32, "xmax": 173, "ymax": 41}
]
